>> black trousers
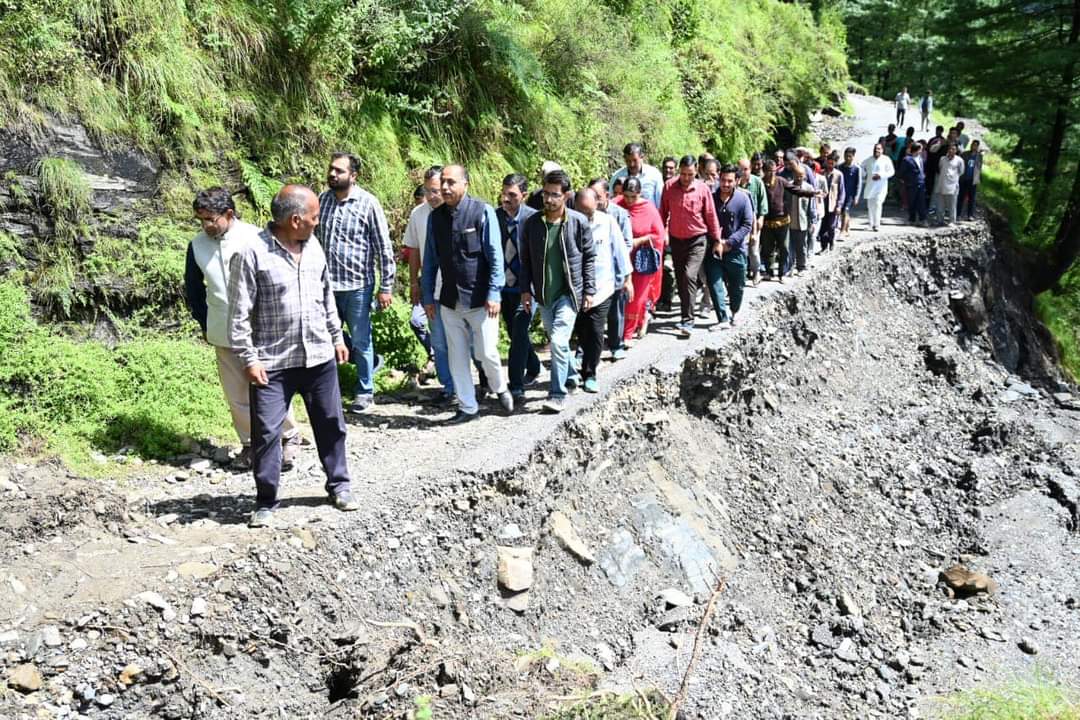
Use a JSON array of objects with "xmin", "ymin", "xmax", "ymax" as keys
[
  {"xmin": 250, "ymin": 358, "xmax": 351, "ymax": 509},
  {"xmin": 670, "ymin": 235, "xmax": 707, "ymax": 322},
  {"xmin": 575, "ymin": 295, "xmax": 614, "ymax": 380}
]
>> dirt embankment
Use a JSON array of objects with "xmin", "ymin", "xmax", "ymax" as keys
[{"xmin": 2, "ymin": 220, "xmax": 1079, "ymax": 720}]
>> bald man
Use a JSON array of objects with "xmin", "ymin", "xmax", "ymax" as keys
[{"xmin": 228, "ymin": 184, "xmax": 359, "ymax": 528}]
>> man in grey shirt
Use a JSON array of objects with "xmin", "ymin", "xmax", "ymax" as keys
[{"xmin": 229, "ymin": 185, "xmax": 359, "ymax": 528}]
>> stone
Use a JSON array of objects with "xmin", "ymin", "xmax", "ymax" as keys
[
  {"xmin": 1019, "ymin": 637, "xmax": 1039, "ymax": 655},
  {"xmin": 838, "ymin": 591, "xmax": 861, "ymax": 617},
  {"xmin": 8, "ymin": 576, "xmax": 27, "ymax": 595},
  {"xmin": 550, "ymin": 511, "xmax": 595, "ymax": 564},
  {"xmin": 212, "ymin": 446, "xmax": 233, "ymax": 464},
  {"xmin": 834, "ymin": 638, "xmax": 859, "ymax": 663},
  {"xmin": 190, "ymin": 598, "xmax": 208, "ymax": 617},
  {"xmin": 498, "ymin": 524, "xmax": 524, "ymax": 541},
  {"xmin": 597, "ymin": 530, "xmax": 647, "ymax": 588},
  {"xmin": 811, "ymin": 623, "xmax": 840, "ymax": 649},
  {"xmin": 96, "ymin": 693, "xmax": 116, "ymax": 707},
  {"xmin": 118, "ymin": 663, "xmax": 143, "ymax": 686},
  {"xmin": 504, "ymin": 590, "xmax": 529, "ymax": 613},
  {"xmin": 69, "ymin": 638, "xmax": 88, "ymax": 651},
  {"xmin": 188, "ymin": 458, "xmax": 213, "ymax": 472},
  {"xmin": 7, "ymin": 663, "xmax": 43, "ymax": 693},
  {"xmin": 658, "ymin": 588, "xmax": 694, "ymax": 608},
  {"xmin": 177, "ymin": 562, "xmax": 218, "ymax": 580},
  {"xmin": 496, "ymin": 546, "xmax": 533, "ymax": 592},
  {"xmin": 940, "ymin": 565, "xmax": 998, "ymax": 597},
  {"xmin": 427, "ymin": 585, "xmax": 450, "ymax": 608},
  {"xmin": 40, "ymin": 625, "xmax": 62, "ymax": 647},
  {"xmin": 1052, "ymin": 392, "xmax": 1080, "ymax": 410},
  {"xmin": 289, "ymin": 528, "xmax": 317, "ymax": 550}
]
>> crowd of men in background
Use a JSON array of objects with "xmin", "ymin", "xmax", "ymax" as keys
[{"xmin": 184, "ymin": 118, "xmax": 983, "ymax": 526}]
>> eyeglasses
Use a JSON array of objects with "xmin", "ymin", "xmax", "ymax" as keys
[{"xmin": 541, "ymin": 191, "xmax": 564, "ymax": 200}]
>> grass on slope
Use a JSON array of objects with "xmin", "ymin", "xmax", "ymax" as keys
[{"xmin": 939, "ymin": 674, "xmax": 1080, "ymax": 720}]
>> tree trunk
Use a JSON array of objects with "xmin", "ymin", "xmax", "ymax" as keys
[
  {"xmin": 1031, "ymin": 155, "xmax": 1080, "ymax": 294},
  {"xmin": 1026, "ymin": 0, "xmax": 1079, "ymax": 230}
]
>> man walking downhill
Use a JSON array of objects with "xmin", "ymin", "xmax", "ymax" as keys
[
  {"xmin": 895, "ymin": 87, "xmax": 910, "ymax": 126},
  {"xmin": 707, "ymin": 164, "xmax": 754, "ymax": 328},
  {"xmin": 817, "ymin": 152, "xmax": 845, "ymax": 253},
  {"xmin": 496, "ymin": 173, "xmax": 541, "ymax": 399},
  {"xmin": 861, "ymin": 143, "xmax": 894, "ymax": 232},
  {"xmin": 405, "ymin": 166, "xmax": 457, "ymax": 406},
  {"xmin": 421, "ymin": 165, "xmax": 514, "ymax": 424},
  {"xmin": 934, "ymin": 143, "xmax": 965, "ymax": 226},
  {"xmin": 228, "ymin": 185, "xmax": 359, "ymax": 528},
  {"xmin": 186, "ymin": 188, "xmax": 302, "ymax": 471},
  {"xmin": 317, "ymin": 153, "xmax": 394, "ymax": 414},
  {"xmin": 659, "ymin": 155, "xmax": 722, "ymax": 338},
  {"xmin": 959, "ymin": 140, "xmax": 983, "ymax": 221},
  {"xmin": 611, "ymin": 142, "xmax": 664, "ymax": 210},
  {"xmin": 899, "ymin": 142, "xmax": 928, "ymax": 226},
  {"xmin": 839, "ymin": 148, "xmax": 862, "ymax": 239},
  {"xmin": 737, "ymin": 157, "xmax": 768, "ymax": 286},
  {"xmin": 520, "ymin": 170, "xmax": 596, "ymax": 414},
  {"xmin": 588, "ymin": 177, "xmax": 633, "ymax": 361},
  {"xmin": 574, "ymin": 187, "xmax": 631, "ymax": 393}
]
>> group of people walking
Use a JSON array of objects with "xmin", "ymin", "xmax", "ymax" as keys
[{"xmin": 183, "ymin": 119, "xmax": 982, "ymax": 526}]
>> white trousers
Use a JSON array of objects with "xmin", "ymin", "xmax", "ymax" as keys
[
  {"xmin": 441, "ymin": 304, "xmax": 506, "ymax": 414},
  {"xmin": 936, "ymin": 192, "xmax": 958, "ymax": 224},
  {"xmin": 866, "ymin": 194, "xmax": 886, "ymax": 229},
  {"xmin": 215, "ymin": 345, "xmax": 297, "ymax": 445}
]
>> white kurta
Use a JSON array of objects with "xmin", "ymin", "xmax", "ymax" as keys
[{"xmin": 860, "ymin": 156, "xmax": 895, "ymax": 199}]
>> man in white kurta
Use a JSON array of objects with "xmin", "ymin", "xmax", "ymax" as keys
[
  {"xmin": 934, "ymin": 143, "xmax": 966, "ymax": 226},
  {"xmin": 860, "ymin": 143, "xmax": 894, "ymax": 232}
]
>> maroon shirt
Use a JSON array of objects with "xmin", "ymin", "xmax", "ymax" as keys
[{"xmin": 659, "ymin": 178, "xmax": 722, "ymax": 241}]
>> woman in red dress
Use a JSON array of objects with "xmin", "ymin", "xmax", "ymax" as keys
[{"xmin": 615, "ymin": 177, "xmax": 666, "ymax": 342}]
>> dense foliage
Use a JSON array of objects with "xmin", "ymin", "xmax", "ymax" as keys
[{"xmin": 842, "ymin": 0, "xmax": 1080, "ymax": 377}]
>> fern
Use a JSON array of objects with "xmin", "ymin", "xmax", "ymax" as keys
[{"xmin": 238, "ymin": 158, "xmax": 281, "ymax": 213}]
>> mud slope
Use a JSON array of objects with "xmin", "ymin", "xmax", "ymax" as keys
[{"xmin": 1, "ymin": 222, "xmax": 1079, "ymax": 720}]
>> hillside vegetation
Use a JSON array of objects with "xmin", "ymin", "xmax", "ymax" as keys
[{"xmin": 0, "ymin": 0, "xmax": 846, "ymax": 465}]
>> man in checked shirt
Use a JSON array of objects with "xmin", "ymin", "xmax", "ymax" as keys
[
  {"xmin": 228, "ymin": 185, "xmax": 359, "ymax": 528},
  {"xmin": 317, "ymin": 152, "xmax": 395, "ymax": 414}
]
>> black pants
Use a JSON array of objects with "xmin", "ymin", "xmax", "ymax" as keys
[
  {"xmin": 659, "ymin": 247, "xmax": 676, "ymax": 308},
  {"xmin": 576, "ymin": 295, "xmax": 613, "ymax": 380},
  {"xmin": 670, "ymin": 235, "xmax": 706, "ymax": 322},
  {"xmin": 250, "ymin": 358, "xmax": 351, "ymax": 509},
  {"xmin": 761, "ymin": 224, "xmax": 788, "ymax": 277},
  {"xmin": 606, "ymin": 288, "xmax": 627, "ymax": 351},
  {"xmin": 958, "ymin": 180, "xmax": 977, "ymax": 218},
  {"xmin": 818, "ymin": 210, "xmax": 838, "ymax": 251},
  {"xmin": 897, "ymin": 108, "xmax": 906, "ymax": 126}
]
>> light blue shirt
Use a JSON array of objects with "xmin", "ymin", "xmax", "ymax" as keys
[
  {"xmin": 610, "ymin": 164, "xmax": 664, "ymax": 209},
  {"xmin": 421, "ymin": 203, "xmax": 504, "ymax": 307},
  {"xmin": 587, "ymin": 210, "xmax": 632, "ymax": 304},
  {"xmin": 606, "ymin": 202, "xmax": 633, "ymax": 249}
]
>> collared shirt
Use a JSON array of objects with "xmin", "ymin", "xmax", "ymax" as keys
[
  {"xmin": 610, "ymin": 163, "xmax": 665, "ymax": 208},
  {"xmin": 739, "ymin": 174, "xmax": 768, "ymax": 217},
  {"xmin": 317, "ymin": 185, "xmax": 395, "ymax": 293},
  {"xmin": 228, "ymin": 227, "xmax": 344, "ymax": 371},
  {"xmin": 937, "ymin": 155, "xmax": 965, "ymax": 195},
  {"xmin": 713, "ymin": 188, "xmax": 754, "ymax": 254},
  {"xmin": 404, "ymin": 200, "xmax": 441, "ymax": 297},
  {"xmin": 500, "ymin": 204, "xmax": 537, "ymax": 292},
  {"xmin": 860, "ymin": 155, "xmax": 895, "ymax": 199},
  {"xmin": 185, "ymin": 219, "xmax": 263, "ymax": 347},
  {"xmin": 659, "ymin": 178, "xmax": 722, "ymax": 241},
  {"xmin": 420, "ymin": 199, "xmax": 505, "ymax": 307},
  {"xmin": 605, "ymin": 202, "xmax": 633, "ymax": 249},
  {"xmin": 586, "ymin": 210, "xmax": 632, "ymax": 304}
]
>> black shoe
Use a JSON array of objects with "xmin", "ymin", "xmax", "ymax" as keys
[
  {"xmin": 524, "ymin": 371, "xmax": 540, "ymax": 387},
  {"xmin": 445, "ymin": 410, "xmax": 478, "ymax": 425}
]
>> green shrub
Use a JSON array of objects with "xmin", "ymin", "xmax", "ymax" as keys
[{"xmin": 940, "ymin": 674, "xmax": 1080, "ymax": 719}]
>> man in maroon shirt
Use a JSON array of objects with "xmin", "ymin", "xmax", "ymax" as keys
[{"xmin": 659, "ymin": 155, "xmax": 722, "ymax": 337}]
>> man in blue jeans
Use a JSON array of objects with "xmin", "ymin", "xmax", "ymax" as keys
[
  {"xmin": 519, "ymin": 170, "xmax": 596, "ymax": 414},
  {"xmin": 496, "ymin": 173, "xmax": 541, "ymax": 398},
  {"xmin": 707, "ymin": 165, "xmax": 754, "ymax": 328},
  {"xmin": 317, "ymin": 152, "xmax": 395, "ymax": 414}
]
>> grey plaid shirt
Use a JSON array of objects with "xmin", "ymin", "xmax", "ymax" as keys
[
  {"xmin": 228, "ymin": 227, "xmax": 344, "ymax": 371},
  {"xmin": 317, "ymin": 185, "xmax": 395, "ymax": 293}
]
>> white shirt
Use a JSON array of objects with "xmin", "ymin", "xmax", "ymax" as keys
[
  {"xmin": 860, "ymin": 155, "xmax": 895, "ymax": 199},
  {"xmin": 190, "ymin": 219, "xmax": 261, "ymax": 347},
  {"xmin": 895, "ymin": 92, "xmax": 910, "ymax": 110},
  {"xmin": 403, "ymin": 200, "xmax": 441, "ymax": 296},
  {"xmin": 936, "ymin": 155, "xmax": 965, "ymax": 195}
]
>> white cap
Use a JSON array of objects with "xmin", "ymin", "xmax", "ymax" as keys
[{"xmin": 541, "ymin": 160, "xmax": 562, "ymax": 175}]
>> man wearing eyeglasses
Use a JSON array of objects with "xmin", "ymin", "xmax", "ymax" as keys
[{"xmin": 185, "ymin": 187, "xmax": 301, "ymax": 471}]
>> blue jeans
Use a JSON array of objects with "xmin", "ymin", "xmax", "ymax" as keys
[
  {"xmin": 704, "ymin": 251, "xmax": 747, "ymax": 322},
  {"xmin": 335, "ymin": 288, "xmax": 374, "ymax": 400},
  {"xmin": 502, "ymin": 290, "xmax": 540, "ymax": 394},
  {"xmin": 429, "ymin": 304, "xmax": 454, "ymax": 395},
  {"xmin": 539, "ymin": 295, "xmax": 579, "ymax": 399},
  {"xmin": 606, "ymin": 288, "xmax": 627, "ymax": 351}
]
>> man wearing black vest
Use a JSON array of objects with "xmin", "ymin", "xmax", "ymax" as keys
[{"xmin": 421, "ymin": 164, "xmax": 514, "ymax": 423}]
